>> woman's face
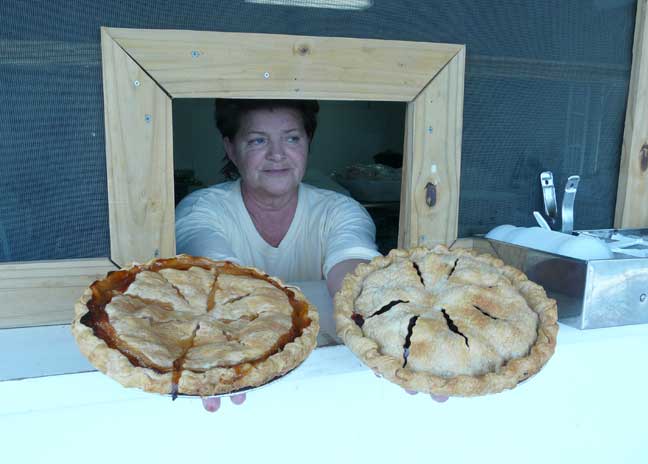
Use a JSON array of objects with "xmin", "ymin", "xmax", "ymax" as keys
[{"xmin": 224, "ymin": 107, "xmax": 309, "ymax": 200}]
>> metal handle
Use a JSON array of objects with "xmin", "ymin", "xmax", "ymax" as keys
[
  {"xmin": 561, "ymin": 175, "xmax": 580, "ymax": 234},
  {"xmin": 540, "ymin": 171, "xmax": 557, "ymax": 224},
  {"xmin": 533, "ymin": 211, "xmax": 551, "ymax": 230}
]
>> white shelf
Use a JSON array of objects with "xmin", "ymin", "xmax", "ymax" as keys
[{"xmin": 2, "ymin": 281, "xmax": 647, "ymax": 463}]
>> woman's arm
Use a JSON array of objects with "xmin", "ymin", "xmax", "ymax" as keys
[{"xmin": 326, "ymin": 258, "xmax": 369, "ymax": 297}]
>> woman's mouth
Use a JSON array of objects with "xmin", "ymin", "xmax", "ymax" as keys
[{"xmin": 262, "ymin": 168, "xmax": 291, "ymax": 175}]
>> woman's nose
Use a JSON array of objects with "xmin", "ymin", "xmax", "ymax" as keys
[{"xmin": 266, "ymin": 140, "xmax": 285, "ymax": 160}]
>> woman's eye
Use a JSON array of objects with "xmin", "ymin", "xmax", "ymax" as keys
[
  {"xmin": 247, "ymin": 137, "xmax": 266, "ymax": 146},
  {"xmin": 287, "ymin": 136, "xmax": 300, "ymax": 143}
]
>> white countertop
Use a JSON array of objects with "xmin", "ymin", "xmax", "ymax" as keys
[{"xmin": 1, "ymin": 281, "xmax": 647, "ymax": 463}]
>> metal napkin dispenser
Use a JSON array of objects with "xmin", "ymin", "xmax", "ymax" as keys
[{"xmin": 484, "ymin": 228, "xmax": 648, "ymax": 330}]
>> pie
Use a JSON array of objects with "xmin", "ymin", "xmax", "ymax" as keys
[
  {"xmin": 334, "ymin": 245, "xmax": 558, "ymax": 396},
  {"xmin": 72, "ymin": 255, "xmax": 319, "ymax": 397}
]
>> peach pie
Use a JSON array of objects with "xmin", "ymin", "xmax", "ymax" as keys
[{"xmin": 72, "ymin": 255, "xmax": 319, "ymax": 397}]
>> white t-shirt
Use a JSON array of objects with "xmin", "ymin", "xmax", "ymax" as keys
[{"xmin": 175, "ymin": 180, "xmax": 381, "ymax": 282}]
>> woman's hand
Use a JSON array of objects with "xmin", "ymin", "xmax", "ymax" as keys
[
  {"xmin": 374, "ymin": 372, "xmax": 449, "ymax": 402},
  {"xmin": 201, "ymin": 393, "xmax": 247, "ymax": 412},
  {"xmin": 405, "ymin": 389, "xmax": 449, "ymax": 403}
]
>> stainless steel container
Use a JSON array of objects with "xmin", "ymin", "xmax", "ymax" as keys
[{"xmin": 484, "ymin": 228, "xmax": 648, "ymax": 329}]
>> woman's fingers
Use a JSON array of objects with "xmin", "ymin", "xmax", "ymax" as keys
[
  {"xmin": 202, "ymin": 396, "xmax": 221, "ymax": 412},
  {"xmin": 201, "ymin": 393, "xmax": 246, "ymax": 412},
  {"xmin": 230, "ymin": 393, "xmax": 247, "ymax": 405},
  {"xmin": 404, "ymin": 389, "xmax": 449, "ymax": 402}
]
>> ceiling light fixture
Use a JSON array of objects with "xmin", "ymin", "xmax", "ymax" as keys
[{"xmin": 244, "ymin": 0, "xmax": 372, "ymax": 11}]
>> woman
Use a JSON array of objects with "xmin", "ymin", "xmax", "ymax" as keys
[
  {"xmin": 175, "ymin": 99, "xmax": 381, "ymax": 297},
  {"xmin": 175, "ymin": 99, "xmax": 382, "ymax": 412}
]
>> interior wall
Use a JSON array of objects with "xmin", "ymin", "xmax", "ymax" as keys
[{"xmin": 172, "ymin": 99, "xmax": 406, "ymax": 193}]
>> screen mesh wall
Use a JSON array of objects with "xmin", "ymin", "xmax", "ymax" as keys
[{"xmin": 0, "ymin": 0, "xmax": 636, "ymax": 261}]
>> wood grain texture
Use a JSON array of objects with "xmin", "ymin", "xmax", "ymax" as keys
[
  {"xmin": 398, "ymin": 99, "xmax": 414, "ymax": 247},
  {"xmin": 615, "ymin": 0, "xmax": 648, "ymax": 228},
  {"xmin": 105, "ymin": 28, "xmax": 462, "ymax": 101},
  {"xmin": 0, "ymin": 258, "xmax": 116, "ymax": 328},
  {"xmin": 103, "ymin": 27, "xmax": 464, "ymax": 256},
  {"xmin": 399, "ymin": 47, "xmax": 465, "ymax": 248},
  {"xmin": 101, "ymin": 28, "xmax": 176, "ymax": 266}
]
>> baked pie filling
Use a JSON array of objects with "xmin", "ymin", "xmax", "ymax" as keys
[
  {"xmin": 72, "ymin": 255, "xmax": 319, "ymax": 397},
  {"xmin": 334, "ymin": 246, "xmax": 558, "ymax": 396}
]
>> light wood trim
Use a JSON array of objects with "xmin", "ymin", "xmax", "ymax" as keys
[
  {"xmin": 399, "ymin": 47, "xmax": 465, "ymax": 248},
  {"xmin": 101, "ymin": 29, "xmax": 176, "ymax": 266},
  {"xmin": 398, "ymin": 97, "xmax": 415, "ymax": 247},
  {"xmin": 0, "ymin": 258, "xmax": 117, "ymax": 329},
  {"xmin": 105, "ymin": 28, "xmax": 462, "ymax": 101},
  {"xmin": 615, "ymin": 0, "xmax": 648, "ymax": 228},
  {"xmin": 104, "ymin": 27, "xmax": 465, "ymax": 255}
]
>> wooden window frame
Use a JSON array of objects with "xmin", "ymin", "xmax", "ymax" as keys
[
  {"xmin": 99, "ymin": 27, "xmax": 465, "ymax": 267},
  {"xmin": 615, "ymin": 0, "xmax": 648, "ymax": 228}
]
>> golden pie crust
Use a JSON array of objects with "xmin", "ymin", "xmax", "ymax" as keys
[
  {"xmin": 72, "ymin": 255, "xmax": 319, "ymax": 397},
  {"xmin": 334, "ymin": 245, "xmax": 558, "ymax": 396}
]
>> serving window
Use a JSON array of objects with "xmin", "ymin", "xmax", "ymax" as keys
[
  {"xmin": 173, "ymin": 99, "xmax": 407, "ymax": 254},
  {"xmin": 101, "ymin": 28, "xmax": 465, "ymax": 265}
]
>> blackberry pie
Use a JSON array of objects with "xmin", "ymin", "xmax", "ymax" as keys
[{"xmin": 334, "ymin": 246, "xmax": 558, "ymax": 396}]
